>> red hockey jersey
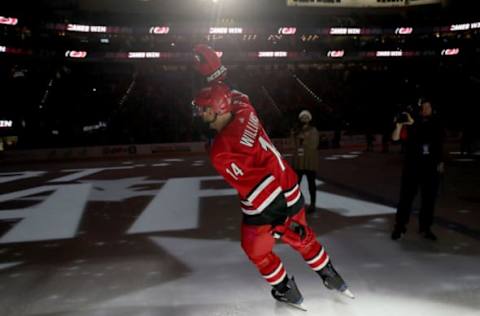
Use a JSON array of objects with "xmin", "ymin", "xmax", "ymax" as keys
[{"xmin": 210, "ymin": 91, "xmax": 304, "ymax": 225}]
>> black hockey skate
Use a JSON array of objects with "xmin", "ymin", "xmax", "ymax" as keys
[
  {"xmin": 271, "ymin": 277, "xmax": 307, "ymax": 311},
  {"xmin": 391, "ymin": 226, "xmax": 406, "ymax": 240},
  {"xmin": 318, "ymin": 262, "xmax": 355, "ymax": 299}
]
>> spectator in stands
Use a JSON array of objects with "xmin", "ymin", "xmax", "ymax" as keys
[{"xmin": 291, "ymin": 110, "xmax": 320, "ymax": 214}]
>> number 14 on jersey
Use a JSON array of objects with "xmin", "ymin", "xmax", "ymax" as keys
[{"xmin": 225, "ymin": 136, "xmax": 285, "ymax": 181}]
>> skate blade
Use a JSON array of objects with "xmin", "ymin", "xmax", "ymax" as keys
[
  {"xmin": 284, "ymin": 301, "xmax": 308, "ymax": 312},
  {"xmin": 341, "ymin": 288, "xmax": 355, "ymax": 299}
]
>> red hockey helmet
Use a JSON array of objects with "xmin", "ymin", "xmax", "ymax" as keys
[
  {"xmin": 193, "ymin": 82, "xmax": 232, "ymax": 115},
  {"xmin": 193, "ymin": 44, "xmax": 227, "ymax": 83}
]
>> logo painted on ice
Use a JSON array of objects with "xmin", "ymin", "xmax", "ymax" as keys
[
  {"xmin": 0, "ymin": 172, "xmax": 235, "ymax": 244},
  {"xmin": 0, "ymin": 171, "xmax": 395, "ymax": 244}
]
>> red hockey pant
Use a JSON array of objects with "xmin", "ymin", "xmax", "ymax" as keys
[{"xmin": 240, "ymin": 208, "xmax": 330, "ymax": 286}]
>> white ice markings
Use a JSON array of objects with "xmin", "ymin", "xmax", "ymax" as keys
[
  {"xmin": 49, "ymin": 167, "xmax": 135, "ymax": 183},
  {"xmin": 450, "ymin": 151, "xmax": 480, "ymax": 162},
  {"xmin": 0, "ymin": 262, "xmax": 23, "ymax": 271},
  {"xmin": 324, "ymin": 156, "xmax": 340, "ymax": 160},
  {"xmin": 450, "ymin": 151, "xmax": 480, "ymax": 156},
  {"xmin": 153, "ymin": 163, "xmax": 171, "ymax": 167},
  {"xmin": 153, "ymin": 159, "xmax": 181, "ymax": 167},
  {"xmin": 454, "ymin": 158, "xmax": 475, "ymax": 162},
  {"xmin": 0, "ymin": 184, "xmax": 92, "ymax": 243},
  {"xmin": 152, "ymin": 158, "xmax": 205, "ymax": 167},
  {"xmin": 0, "ymin": 171, "xmax": 46, "ymax": 184},
  {"xmin": 128, "ymin": 176, "xmax": 236, "ymax": 233},
  {"xmin": 299, "ymin": 178, "xmax": 395, "ymax": 217},
  {"xmin": 0, "ymin": 171, "xmax": 395, "ymax": 243},
  {"xmin": 1, "ymin": 159, "xmax": 201, "ymax": 184},
  {"xmin": 192, "ymin": 160, "xmax": 205, "ymax": 167},
  {"xmin": 324, "ymin": 151, "xmax": 361, "ymax": 161},
  {"xmin": 80, "ymin": 177, "xmax": 164, "ymax": 201}
]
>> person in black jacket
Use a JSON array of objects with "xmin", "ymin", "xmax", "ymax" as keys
[{"xmin": 391, "ymin": 100, "xmax": 444, "ymax": 241}]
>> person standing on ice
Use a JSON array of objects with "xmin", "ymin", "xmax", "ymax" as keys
[{"xmin": 191, "ymin": 44, "xmax": 354, "ymax": 309}]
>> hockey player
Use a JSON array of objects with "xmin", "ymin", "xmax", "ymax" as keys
[{"xmin": 191, "ymin": 45, "xmax": 354, "ymax": 309}]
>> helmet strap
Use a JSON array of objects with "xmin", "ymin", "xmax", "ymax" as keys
[{"xmin": 209, "ymin": 113, "xmax": 218, "ymax": 124}]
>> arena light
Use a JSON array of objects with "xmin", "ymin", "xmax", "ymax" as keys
[
  {"xmin": 67, "ymin": 24, "xmax": 107, "ymax": 33},
  {"xmin": 67, "ymin": 24, "xmax": 90, "ymax": 32},
  {"xmin": 0, "ymin": 16, "xmax": 18, "ymax": 25},
  {"xmin": 258, "ymin": 51, "xmax": 288, "ymax": 58},
  {"xmin": 268, "ymin": 34, "xmax": 282, "ymax": 41},
  {"xmin": 128, "ymin": 52, "xmax": 161, "ymax": 58},
  {"xmin": 278, "ymin": 27, "xmax": 297, "ymax": 35},
  {"xmin": 327, "ymin": 50, "xmax": 345, "ymax": 58},
  {"xmin": 128, "ymin": 52, "xmax": 144, "ymax": 58},
  {"xmin": 450, "ymin": 23, "xmax": 470, "ymax": 31},
  {"xmin": 0, "ymin": 46, "xmax": 6, "ymax": 52},
  {"xmin": 209, "ymin": 27, "xmax": 227, "ymax": 34},
  {"xmin": 395, "ymin": 27, "xmax": 413, "ymax": 35},
  {"xmin": 209, "ymin": 27, "xmax": 243, "ymax": 34},
  {"xmin": 243, "ymin": 34, "xmax": 257, "ymax": 41},
  {"xmin": 145, "ymin": 52, "xmax": 160, "ymax": 58},
  {"xmin": 300, "ymin": 34, "xmax": 319, "ymax": 42},
  {"xmin": 228, "ymin": 27, "xmax": 243, "ymax": 34},
  {"xmin": 330, "ymin": 28, "xmax": 347, "ymax": 35},
  {"xmin": 471, "ymin": 22, "xmax": 480, "ymax": 29},
  {"xmin": 65, "ymin": 50, "xmax": 87, "ymax": 58},
  {"xmin": 441, "ymin": 48, "xmax": 460, "ymax": 56},
  {"xmin": 376, "ymin": 51, "xmax": 403, "ymax": 57},
  {"xmin": 90, "ymin": 26, "xmax": 107, "ymax": 33},
  {"xmin": 0, "ymin": 120, "xmax": 13, "ymax": 128},
  {"xmin": 149, "ymin": 26, "xmax": 170, "ymax": 34},
  {"xmin": 83, "ymin": 121, "xmax": 107, "ymax": 132},
  {"xmin": 330, "ymin": 27, "xmax": 361, "ymax": 35}
]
